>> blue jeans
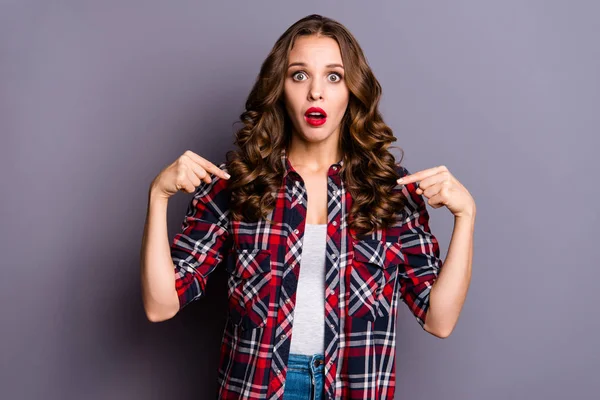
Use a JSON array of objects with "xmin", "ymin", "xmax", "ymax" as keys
[{"xmin": 282, "ymin": 353, "xmax": 325, "ymax": 400}]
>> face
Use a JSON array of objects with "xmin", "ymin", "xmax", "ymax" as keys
[{"xmin": 283, "ymin": 35, "xmax": 350, "ymax": 144}]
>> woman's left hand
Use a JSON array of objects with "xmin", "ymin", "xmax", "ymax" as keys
[{"xmin": 397, "ymin": 165, "xmax": 476, "ymax": 218}]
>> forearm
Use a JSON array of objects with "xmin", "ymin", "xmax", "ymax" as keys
[
  {"xmin": 424, "ymin": 211, "xmax": 475, "ymax": 337},
  {"xmin": 140, "ymin": 187, "xmax": 180, "ymax": 322}
]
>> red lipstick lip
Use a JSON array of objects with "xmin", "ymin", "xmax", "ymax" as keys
[{"xmin": 304, "ymin": 107, "xmax": 327, "ymax": 118}]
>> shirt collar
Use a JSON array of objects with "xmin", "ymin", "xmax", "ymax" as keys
[{"xmin": 281, "ymin": 147, "xmax": 344, "ymax": 179}]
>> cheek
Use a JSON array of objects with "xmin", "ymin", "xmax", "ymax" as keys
[
  {"xmin": 333, "ymin": 91, "xmax": 349, "ymax": 116},
  {"xmin": 282, "ymin": 94, "xmax": 294, "ymax": 116},
  {"xmin": 283, "ymin": 87, "xmax": 301, "ymax": 113}
]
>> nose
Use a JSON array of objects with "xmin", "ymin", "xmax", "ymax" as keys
[{"xmin": 308, "ymin": 80, "xmax": 323, "ymax": 101}]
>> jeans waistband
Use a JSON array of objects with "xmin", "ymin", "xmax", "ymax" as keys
[{"xmin": 287, "ymin": 353, "xmax": 325, "ymax": 373}]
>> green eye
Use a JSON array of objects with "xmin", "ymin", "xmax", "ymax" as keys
[
  {"xmin": 291, "ymin": 71, "xmax": 342, "ymax": 82},
  {"xmin": 293, "ymin": 72, "xmax": 307, "ymax": 81},
  {"xmin": 328, "ymin": 73, "xmax": 342, "ymax": 82}
]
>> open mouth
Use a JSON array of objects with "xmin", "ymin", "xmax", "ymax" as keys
[{"xmin": 304, "ymin": 107, "xmax": 327, "ymax": 126}]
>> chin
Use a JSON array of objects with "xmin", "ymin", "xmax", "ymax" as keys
[{"xmin": 299, "ymin": 128, "xmax": 333, "ymax": 141}]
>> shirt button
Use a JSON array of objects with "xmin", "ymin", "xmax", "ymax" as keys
[
  {"xmin": 329, "ymin": 323, "xmax": 334, "ymax": 330},
  {"xmin": 331, "ymin": 253, "xmax": 337, "ymax": 259},
  {"xmin": 294, "ymin": 229, "xmax": 299, "ymax": 234},
  {"xmin": 296, "ymin": 181, "xmax": 301, "ymax": 186},
  {"xmin": 332, "ymin": 221, "xmax": 337, "ymax": 226},
  {"xmin": 329, "ymin": 289, "xmax": 335, "ymax": 295},
  {"xmin": 285, "ymin": 298, "xmax": 291, "ymax": 304},
  {"xmin": 280, "ymin": 334, "xmax": 285, "ymax": 340},
  {"xmin": 332, "ymin": 166, "xmax": 338, "ymax": 171}
]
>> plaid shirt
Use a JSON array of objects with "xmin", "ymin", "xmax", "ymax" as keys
[{"xmin": 170, "ymin": 148, "xmax": 443, "ymax": 399}]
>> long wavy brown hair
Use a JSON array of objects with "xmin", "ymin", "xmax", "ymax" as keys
[{"xmin": 225, "ymin": 14, "xmax": 408, "ymax": 237}]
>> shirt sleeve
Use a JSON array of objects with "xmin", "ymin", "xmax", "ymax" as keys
[
  {"xmin": 170, "ymin": 162, "xmax": 231, "ymax": 310},
  {"xmin": 396, "ymin": 165, "xmax": 443, "ymax": 329}
]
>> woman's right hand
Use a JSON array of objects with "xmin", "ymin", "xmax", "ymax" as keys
[{"xmin": 150, "ymin": 150, "xmax": 230, "ymax": 200}]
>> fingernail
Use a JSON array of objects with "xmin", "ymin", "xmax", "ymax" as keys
[
  {"xmin": 397, "ymin": 178, "xmax": 403, "ymax": 183},
  {"xmin": 224, "ymin": 173, "xmax": 231, "ymax": 179}
]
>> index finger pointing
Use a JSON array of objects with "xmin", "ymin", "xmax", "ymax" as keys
[
  {"xmin": 397, "ymin": 166, "xmax": 439, "ymax": 184},
  {"xmin": 184, "ymin": 150, "xmax": 231, "ymax": 180}
]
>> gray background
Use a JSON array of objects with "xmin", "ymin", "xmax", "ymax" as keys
[{"xmin": 1, "ymin": 1, "xmax": 598, "ymax": 399}]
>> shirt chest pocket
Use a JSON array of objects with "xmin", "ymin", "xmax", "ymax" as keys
[
  {"xmin": 225, "ymin": 248, "xmax": 273, "ymax": 330},
  {"xmin": 347, "ymin": 239, "xmax": 402, "ymax": 321}
]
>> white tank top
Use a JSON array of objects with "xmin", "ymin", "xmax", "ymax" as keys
[{"xmin": 289, "ymin": 223, "xmax": 327, "ymax": 355}]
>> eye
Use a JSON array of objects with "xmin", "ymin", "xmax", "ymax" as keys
[
  {"xmin": 328, "ymin": 73, "xmax": 343, "ymax": 83},
  {"xmin": 292, "ymin": 71, "xmax": 307, "ymax": 81}
]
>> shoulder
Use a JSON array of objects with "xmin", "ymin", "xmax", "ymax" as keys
[
  {"xmin": 391, "ymin": 163, "xmax": 424, "ymax": 215},
  {"xmin": 191, "ymin": 161, "xmax": 231, "ymax": 203},
  {"xmin": 394, "ymin": 163, "xmax": 410, "ymax": 178},
  {"xmin": 392, "ymin": 163, "xmax": 412, "ymax": 195}
]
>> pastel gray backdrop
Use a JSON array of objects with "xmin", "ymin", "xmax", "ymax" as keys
[{"xmin": 1, "ymin": 1, "xmax": 598, "ymax": 399}]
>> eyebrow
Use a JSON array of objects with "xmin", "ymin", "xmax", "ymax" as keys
[{"xmin": 287, "ymin": 62, "xmax": 344, "ymax": 69}]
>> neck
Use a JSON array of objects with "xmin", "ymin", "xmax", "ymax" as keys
[{"xmin": 287, "ymin": 134, "xmax": 342, "ymax": 172}]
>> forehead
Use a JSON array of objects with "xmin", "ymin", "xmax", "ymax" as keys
[{"xmin": 288, "ymin": 35, "xmax": 342, "ymax": 65}]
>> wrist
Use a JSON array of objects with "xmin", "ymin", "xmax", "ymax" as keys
[
  {"xmin": 148, "ymin": 184, "xmax": 170, "ymax": 205},
  {"xmin": 454, "ymin": 209, "xmax": 476, "ymax": 221}
]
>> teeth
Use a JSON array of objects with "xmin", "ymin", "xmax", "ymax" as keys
[{"xmin": 308, "ymin": 112, "xmax": 323, "ymax": 117}]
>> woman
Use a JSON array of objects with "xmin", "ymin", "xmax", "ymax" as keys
[{"xmin": 141, "ymin": 14, "xmax": 476, "ymax": 400}]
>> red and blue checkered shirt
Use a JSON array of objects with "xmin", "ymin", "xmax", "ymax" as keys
[{"xmin": 170, "ymin": 148, "xmax": 443, "ymax": 399}]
